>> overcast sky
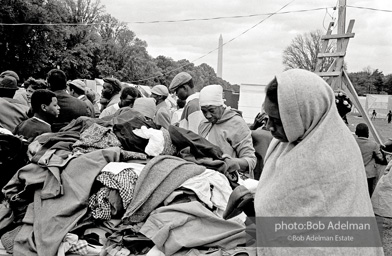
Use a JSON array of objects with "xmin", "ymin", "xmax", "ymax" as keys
[{"xmin": 100, "ymin": 0, "xmax": 392, "ymax": 85}]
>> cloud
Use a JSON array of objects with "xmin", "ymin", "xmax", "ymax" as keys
[{"xmin": 101, "ymin": 0, "xmax": 392, "ymax": 84}]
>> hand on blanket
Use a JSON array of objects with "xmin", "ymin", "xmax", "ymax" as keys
[{"xmin": 224, "ymin": 158, "xmax": 241, "ymax": 173}]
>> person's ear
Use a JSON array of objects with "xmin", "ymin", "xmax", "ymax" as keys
[{"xmin": 41, "ymin": 104, "xmax": 47, "ymax": 112}]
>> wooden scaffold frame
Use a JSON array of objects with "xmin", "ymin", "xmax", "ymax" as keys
[{"xmin": 314, "ymin": 0, "xmax": 384, "ymax": 145}]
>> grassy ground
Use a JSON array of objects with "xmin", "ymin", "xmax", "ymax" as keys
[
  {"xmin": 346, "ymin": 113, "xmax": 392, "ymax": 143},
  {"xmin": 347, "ymin": 113, "xmax": 392, "ymax": 255}
]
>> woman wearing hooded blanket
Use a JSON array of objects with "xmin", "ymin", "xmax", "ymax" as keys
[
  {"xmin": 255, "ymin": 69, "xmax": 383, "ymax": 255},
  {"xmin": 198, "ymin": 84, "xmax": 256, "ymax": 175}
]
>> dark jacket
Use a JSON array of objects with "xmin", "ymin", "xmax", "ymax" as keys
[
  {"xmin": 78, "ymin": 95, "xmax": 95, "ymax": 118},
  {"xmin": 52, "ymin": 90, "xmax": 90, "ymax": 132},
  {"xmin": 355, "ymin": 136, "xmax": 386, "ymax": 178}
]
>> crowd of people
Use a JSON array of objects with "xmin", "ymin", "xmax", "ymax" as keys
[{"xmin": 0, "ymin": 68, "xmax": 388, "ymax": 255}]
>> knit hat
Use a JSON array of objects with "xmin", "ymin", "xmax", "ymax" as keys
[
  {"xmin": 68, "ymin": 79, "xmax": 86, "ymax": 91},
  {"xmin": 103, "ymin": 77, "xmax": 122, "ymax": 92},
  {"xmin": 151, "ymin": 85, "xmax": 169, "ymax": 96},
  {"xmin": 0, "ymin": 70, "xmax": 19, "ymax": 81},
  {"xmin": 199, "ymin": 84, "xmax": 224, "ymax": 106},
  {"xmin": 169, "ymin": 72, "xmax": 192, "ymax": 92},
  {"xmin": 0, "ymin": 76, "xmax": 18, "ymax": 90},
  {"xmin": 133, "ymin": 98, "xmax": 156, "ymax": 119}
]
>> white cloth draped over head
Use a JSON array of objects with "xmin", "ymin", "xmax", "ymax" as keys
[
  {"xmin": 255, "ymin": 69, "xmax": 383, "ymax": 255},
  {"xmin": 199, "ymin": 84, "xmax": 224, "ymax": 106}
]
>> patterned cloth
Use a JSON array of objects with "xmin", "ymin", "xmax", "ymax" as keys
[
  {"xmin": 89, "ymin": 187, "xmax": 112, "ymax": 220},
  {"xmin": 120, "ymin": 149, "xmax": 148, "ymax": 161},
  {"xmin": 68, "ymin": 239, "xmax": 89, "ymax": 255},
  {"xmin": 73, "ymin": 123, "xmax": 122, "ymax": 153},
  {"xmin": 105, "ymin": 245, "xmax": 131, "ymax": 256},
  {"xmin": 161, "ymin": 127, "xmax": 177, "ymax": 156},
  {"xmin": 1, "ymin": 225, "xmax": 22, "ymax": 254},
  {"xmin": 89, "ymin": 168, "xmax": 138, "ymax": 220}
]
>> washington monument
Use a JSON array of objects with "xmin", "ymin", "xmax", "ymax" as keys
[{"xmin": 217, "ymin": 34, "xmax": 223, "ymax": 78}]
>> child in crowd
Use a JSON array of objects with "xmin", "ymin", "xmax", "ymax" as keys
[{"xmin": 14, "ymin": 89, "xmax": 60, "ymax": 142}]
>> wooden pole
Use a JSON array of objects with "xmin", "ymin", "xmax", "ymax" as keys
[
  {"xmin": 342, "ymin": 70, "xmax": 384, "ymax": 146},
  {"xmin": 316, "ymin": 0, "xmax": 384, "ymax": 146},
  {"xmin": 337, "ymin": 0, "xmax": 346, "ymax": 51},
  {"xmin": 333, "ymin": 0, "xmax": 347, "ymax": 90}
]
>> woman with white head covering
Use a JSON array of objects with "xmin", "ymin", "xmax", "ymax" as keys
[
  {"xmin": 256, "ymin": 69, "xmax": 383, "ymax": 255},
  {"xmin": 198, "ymin": 84, "xmax": 256, "ymax": 175}
]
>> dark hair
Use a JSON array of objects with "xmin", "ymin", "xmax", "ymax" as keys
[
  {"xmin": 0, "ymin": 88, "xmax": 16, "ymax": 98},
  {"xmin": 121, "ymin": 86, "xmax": 141, "ymax": 99},
  {"xmin": 47, "ymin": 69, "xmax": 67, "ymax": 91},
  {"xmin": 265, "ymin": 77, "xmax": 278, "ymax": 104},
  {"xmin": 177, "ymin": 98, "xmax": 186, "ymax": 109},
  {"xmin": 68, "ymin": 83, "xmax": 85, "ymax": 95},
  {"xmin": 24, "ymin": 77, "xmax": 47, "ymax": 90},
  {"xmin": 355, "ymin": 123, "xmax": 369, "ymax": 138},
  {"xmin": 103, "ymin": 77, "xmax": 122, "ymax": 93},
  {"xmin": 31, "ymin": 89, "xmax": 56, "ymax": 114}
]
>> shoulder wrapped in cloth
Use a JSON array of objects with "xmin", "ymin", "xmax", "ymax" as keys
[{"xmin": 255, "ymin": 69, "xmax": 383, "ymax": 255}]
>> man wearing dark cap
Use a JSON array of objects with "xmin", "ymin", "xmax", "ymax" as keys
[
  {"xmin": 169, "ymin": 72, "xmax": 204, "ymax": 133},
  {"xmin": 0, "ymin": 70, "xmax": 19, "ymax": 81},
  {"xmin": 47, "ymin": 69, "xmax": 90, "ymax": 132},
  {"xmin": 67, "ymin": 79, "xmax": 95, "ymax": 117},
  {"xmin": 100, "ymin": 77, "xmax": 122, "ymax": 112},
  {"xmin": 355, "ymin": 123, "xmax": 386, "ymax": 196},
  {"xmin": 1, "ymin": 70, "xmax": 29, "ymax": 107},
  {"xmin": 0, "ymin": 76, "xmax": 29, "ymax": 132}
]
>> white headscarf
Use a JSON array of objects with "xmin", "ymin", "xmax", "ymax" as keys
[
  {"xmin": 255, "ymin": 69, "xmax": 382, "ymax": 255},
  {"xmin": 199, "ymin": 84, "xmax": 224, "ymax": 106}
]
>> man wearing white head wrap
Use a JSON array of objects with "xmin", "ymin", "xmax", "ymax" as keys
[
  {"xmin": 198, "ymin": 84, "xmax": 256, "ymax": 176},
  {"xmin": 151, "ymin": 85, "xmax": 171, "ymax": 129},
  {"xmin": 256, "ymin": 69, "xmax": 383, "ymax": 255}
]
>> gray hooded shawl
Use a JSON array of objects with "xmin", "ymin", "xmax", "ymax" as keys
[{"xmin": 255, "ymin": 69, "xmax": 383, "ymax": 255}]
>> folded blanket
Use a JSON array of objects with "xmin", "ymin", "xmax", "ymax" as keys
[{"xmin": 123, "ymin": 155, "xmax": 205, "ymax": 223}]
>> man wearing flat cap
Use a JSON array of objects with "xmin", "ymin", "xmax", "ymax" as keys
[
  {"xmin": 169, "ymin": 72, "xmax": 204, "ymax": 133},
  {"xmin": 100, "ymin": 77, "xmax": 123, "ymax": 112},
  {"xmin": 151, "ymin": 84, "xmax": 171, "ymax": 129},
  {"xmin": 68, "ymin": 79, "xmax": 95, "ymax": 117},
  {"xmin": 47, "ymin": 69, "xmax": 90, "ymax": 132},
  {"xmin": 0, "ymin": 76, "xmax": 29, "ymax": 132}
]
